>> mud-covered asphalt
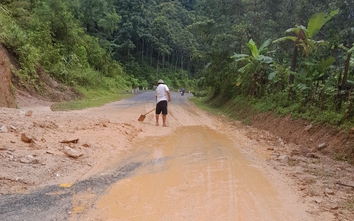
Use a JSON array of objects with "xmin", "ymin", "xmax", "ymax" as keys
[{"xmin": 0, "ymin": 161, "xmax": 141, "ymax": 221}]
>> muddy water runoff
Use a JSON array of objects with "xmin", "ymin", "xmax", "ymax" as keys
[{"xmin": 76, "ymin": 125, "xmax": 311, "ymax": 221}]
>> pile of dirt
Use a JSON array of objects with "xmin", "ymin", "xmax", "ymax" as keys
[
  {"xmin": 0, "ymin": 44, "xmax": 16, "ymax": 108},
  {"xmin": 0, "ymin": 95, "xmax": 137, "ymax": 194},
  {"xmin": 237, "ymin": 122, "xmax": 354, "ymax": 220},
  {"xmin": 251, "ymin": 112, "xmax": 354, "ymax": 165}
]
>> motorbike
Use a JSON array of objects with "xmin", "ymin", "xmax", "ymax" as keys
[{"xmin": 181, "ymin": 91, "xmax": 185, "ymax": 96}]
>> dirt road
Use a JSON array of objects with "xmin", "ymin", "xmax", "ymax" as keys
[{"xmin": 1, "ymin": 91, "xmax": 353, "ymax": 220}]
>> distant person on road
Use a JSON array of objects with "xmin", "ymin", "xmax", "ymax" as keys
[
  {"xmin": 181, "ymin": 87, "xmax": 185, "ymax": 96},
  {"xmin": 155, "ymin": 79, "xmax": 171, "ymax": 127}
]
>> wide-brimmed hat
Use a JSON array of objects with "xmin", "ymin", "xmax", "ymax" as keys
[{"xmin": 157, "ymin": 79, "xmax": 164, "ymax": 84}]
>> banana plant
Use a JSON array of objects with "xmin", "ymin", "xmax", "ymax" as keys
[
  {"xmin": 273, "ymin": 9, "xmax": 339, "ymax": 84},
  {"xmin": 231, "ymin": 38, "xmax": 273, "ymax": 96},
  {"xmin": 338, "ymin": 43, "xmax": 354, "ymax": 90},
  {"xmin": 303, "ymin": 56, "xmax": 335, "ymax": 81}
]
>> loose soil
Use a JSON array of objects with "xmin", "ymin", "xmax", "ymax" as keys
[{"xmin": 0, "ymin": 91, "xmax": 354, "ymax": 220}]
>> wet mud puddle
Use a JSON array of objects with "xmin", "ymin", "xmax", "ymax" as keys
[{"xmin": 73, "ymin": 126, "xmax": 313, "ymax": 221}]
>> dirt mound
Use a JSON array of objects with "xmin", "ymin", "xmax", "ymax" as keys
[
  {"xmin": 251, "ymin": 112, "xmax": 354, "ymax": 165},
  {"xmin": 0, "ymin": 44, "xmax": 16, "ymax": 108}
]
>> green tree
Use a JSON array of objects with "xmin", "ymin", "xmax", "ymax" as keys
[
  {"xmin": 231, "ymin": 39, "xmax": 273, "ymax": 97},
  {"xmin": 273, "ymin": 9, "xmax": 339, "ymax": 84}
]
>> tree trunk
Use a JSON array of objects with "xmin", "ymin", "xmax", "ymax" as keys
[
  {"xmin": 162, "ymin": 54, "xmax": 165, "ymax": 69},
  {"xmin": 175, "ymin": 51, "xmax": 179, "ymax": 71},
  {"xmin": 156, "ymin": 54, "xmax": 160, "ymax": 76},
  {"xmin": 146, "ymin": 42, "xmax": 149, "ymax": 58},
  {"xmin": 253, "ymin": 0, "xmax": 259, "ymax": 40},
  {"xmin": 289, "ymin": 42, "xmax": 298, "ymax": 84},
  {"xmin": 341, "ymin": 52, "xmax": 352, "ymax": 90},
  {"xmin": 141, "ymin": 39, "xmax": 144, "ymax": 64},
  {"xmin": 150, "ymin": 46, "xmax": 153, "ymax": 67},
  {"xmin": 180, "ymin": 55, "xmax": 184, "ymax": 70},
  {"xmin": 171, "ymin": 53, "xmax": 175, "ymax": 69},
  {"xmin": 336, "ymin": 52, "xmax": 352, "ymax": 112},
  {"xmin": 249, "ymin": 73, "xmax": 258, "ymax": 97}
]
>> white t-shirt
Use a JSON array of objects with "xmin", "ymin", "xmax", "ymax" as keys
[{"xmin": 155, "ymin": 84, "xmax": 169, "ymax": 103}]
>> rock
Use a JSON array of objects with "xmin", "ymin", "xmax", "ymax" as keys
[
  {"xmin": 325, "ymin": 188, "xmax": 334, "ymax": 195},
  {"xmin": 277, "ymin": 155, "xmax": 288, "ymax": 163},
  {"xmin": 63, "ymin": 146, "xmax": 83, "ymax": 159},
  {"xmin": 0, "ymin": 125, "xmax": 8, "ymax": 133},
  {"xmin": 301, "ymin": 193, "xmax": 308, "ymax": 197},
  {"xmin": 330, "ymin": 205, "xmax": 339, "ymax": 210},
  {"xmin": 19, "ymin": 158, "xmax": 30, "ymax": 164},
  {"xmin": 314, "ymin": 198, "xmax": 322, "ymax": 204},
  {"xmin": 304, "ymin": 124, "xmax": 313, "ymax": 131},
  {"xmin": 82, "ymin": 143, "xmax": 90, "ymax": 148},
  {"xmin": 21, "ymin": 133, "xmax": 33, "ymax": 143},
  {"xmin": 306, "ymin": 153, "xmax": 320, "ymax": 159},
  {"xmin": 298, "ymin": 186, "xmax": 306, "ymax": 191},
  {"xmin": 25, "ymin": 110, "xmax": 33, "ymax": 116},
  {"xmin": 317, "ymin": 143, "xmax": 327, "ymax": 151},
  {"xmin": 20, "ymin": 155, "xmax": 39, "ymax": 164}
]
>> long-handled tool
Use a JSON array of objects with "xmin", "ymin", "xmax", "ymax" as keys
[{"xmin": 138, "ymin": 108, "xmax": 155, "ymax": 121}]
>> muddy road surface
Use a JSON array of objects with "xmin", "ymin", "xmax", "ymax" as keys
[{"xmin": 0, "ymin": 91, "xmax": 347, "ymax": 220}]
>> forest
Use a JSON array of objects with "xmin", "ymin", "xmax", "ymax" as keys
[{"xmin": 0, "ymin": 0, "xmax": 354, "ymax": 127}]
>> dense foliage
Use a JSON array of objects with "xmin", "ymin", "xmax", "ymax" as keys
[
  {"xmin": 193, "ymin": 0, "xmax": 354, "ymax": 127},
  {"xmin": 1, "ymin": 0, "xmax": 354, "ymax": 127},
  {"xmin": 0, "ymin": 0, "xmax": 129, "ymax": 92}
]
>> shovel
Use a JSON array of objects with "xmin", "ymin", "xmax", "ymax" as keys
[{"xmin": 138, "ymin": 108, "xmax": 155, "ymax": 121}]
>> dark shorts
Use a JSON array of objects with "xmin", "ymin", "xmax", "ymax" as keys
[{"xmin": 156, "ymin": 100, "xmax": 168, "ymax": 115}]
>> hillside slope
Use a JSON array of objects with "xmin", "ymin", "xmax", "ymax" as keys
[{"xmin": 0, "ymin": 43, "xmax": 80, "ymax": 109}]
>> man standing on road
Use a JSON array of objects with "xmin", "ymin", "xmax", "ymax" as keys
[{"xmin": 155, "ymin": 79, "xmax": 171, "ymax": 127}]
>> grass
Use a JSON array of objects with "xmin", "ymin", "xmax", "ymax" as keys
[
  {"xmin": 188, "ymin": 95, "xmax": 256, "ymax": 125},
  {"xmin": 51, "ymin": 88, "xmax": 134, "ymax": 111},
  {"xmin": 188, "ymin": 97, "xmax": 224, "ymax": 116}
]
